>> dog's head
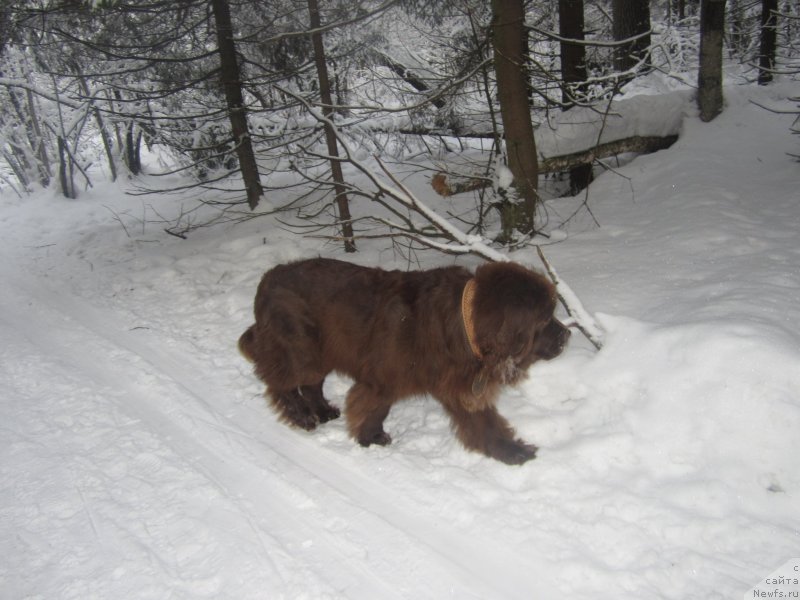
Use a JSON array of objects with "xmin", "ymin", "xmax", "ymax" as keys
[{"xmin": 471, "ymin": 262, "xmax": 570, "ymax": 385}]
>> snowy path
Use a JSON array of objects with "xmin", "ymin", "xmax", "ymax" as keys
[{"xmin": 0, "ymin": 273, "xmax": 558, "ymax": 599}]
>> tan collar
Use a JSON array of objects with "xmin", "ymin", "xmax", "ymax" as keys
[{"xmin": 461, "ymin": 278, "xmax": 482, "ymax": 359}]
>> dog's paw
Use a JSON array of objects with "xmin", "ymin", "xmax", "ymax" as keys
[
  {"xmin": 358, "ymin": 430, "xmax": 392, "ymax": 447},
  {"xmin": 288, "ymin": 412, "xmax": 319, "ymax": 432},
  {"xmin": 317, "ymin": 404, "xmax": 341, "ymax": 424},
  {"xmin": 490, "ymin": 438, "xmax": 538, "ymax": 465}
]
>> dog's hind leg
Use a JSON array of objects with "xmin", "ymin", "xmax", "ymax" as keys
[
  {"xmin": 300, "ymin": 381, "xmax": 340, "ymax": 424},
  {"xmin": 345, "ymin": 382, "xmax": 393, "ymax": 447},
  {"xmin": 250, "ymin": 303, "xmax": 336, "ymax": 430}
]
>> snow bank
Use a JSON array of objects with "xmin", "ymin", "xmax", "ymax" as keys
[{"xmin": 535, "ymin": 89, "xmax": 694, "ymax": 159}]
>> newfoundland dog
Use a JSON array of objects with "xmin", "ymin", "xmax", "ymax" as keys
[{"xmin": 239, "ymin": 258, "xmax": 570, "ymax": 465}]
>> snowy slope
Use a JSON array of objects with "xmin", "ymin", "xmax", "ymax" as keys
[{"xmin": 1, "ymin": 81, "xmax": 799, "ymax": 600}]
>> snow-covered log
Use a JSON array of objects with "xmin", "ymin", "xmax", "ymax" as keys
[
  {"xmin": 542, "ymin": 89, "xmax": 689, "ymax": 158},
  {"xmin": 431, "ymin": 133, "xmax": 677, "ymax": 196},
  {"xmin": 539, "ymin": 134, "xmax": 677, "ymax": 174},
  {"xmin": 432, "ymin": 90, "xmax": 691, "ymax": 195}
]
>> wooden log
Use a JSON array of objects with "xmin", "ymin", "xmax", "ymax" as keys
[
  {"xmin": 540, "ymin": 134, "xmax": 678, "ymax": 173},
  {"xmin": 431, "ymin": 133, "xmax": 678, "ymax": 196}
]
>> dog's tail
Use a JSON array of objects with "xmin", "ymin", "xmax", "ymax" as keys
[{"xmin": 238, "ymin": 325, "xmax": 257, "ymax": 363}]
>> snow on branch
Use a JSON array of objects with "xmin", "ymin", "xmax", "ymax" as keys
[
  {"xmin": 535, "ymin": 247, "xmax": 604, "ymax": 350},
  {"xmin": 279, "ymin": 85, "xmax": 605, "ymax": 349},
  {"xmin": 0, "ymin": 77, "xmax": 84, "ymax": 110}
]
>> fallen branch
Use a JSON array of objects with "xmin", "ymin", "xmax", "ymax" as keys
[
  {"xmin": 540, "ymin": 134, "xmax": 677, "ymax": 173},
  {"xmin": 431, "ymin": 172, "xmax": 488, "ymax": 197},
  {"xmin": 377, "ymin": 53, "xmax": 447, "ymax": 109},
  {"xmin": 431, "ymin": 133, "xmax": 677, "ymax": 196},
  {"xmin": 536, "ymin": 246, "xmax": 604, "ymax": 350}
]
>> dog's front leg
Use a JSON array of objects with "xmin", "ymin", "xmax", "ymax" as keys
[
  {"xmin": 345, "ymin": 382, "xmax": 393, "ymax": 447},
  {"xmin": 444, "ymin": 402, "xmax": 538, "ymax": 465}
]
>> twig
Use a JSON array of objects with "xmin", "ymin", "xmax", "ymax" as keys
[
  {"xmin": 536, "ymin": 246, "xmax": 604, "ymax": 350},
  {"xmin": 164, "ymin": 228, "xmax": 188, "ymax": 240},
  {"xmin": 103, "ymin": 205, "xmax": 131, "ymax": 238}
]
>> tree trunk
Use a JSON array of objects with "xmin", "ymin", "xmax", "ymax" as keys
[
  {"xmin": 490, "ymin": 0, "xmax": 539, "ymax": 238},
  {"xmin": 307, "ymin": 0, "xmax": 356, "ymax": 253},
  {"xmin": 57, "ymin": 136, "xmax": 76, "ymax": 199},
  {"xmin": 79, "ymin": 77, "xmax": 116, "ymax": 182},
  {"xmin": 24, "ymin": 88, "xmax": 52, "ymax": 187},
  {"xmin": 758, "ymin": 0, "xmax": 778, "ymax": 85},
  {"xmin": 125, "ymin": 122, "xmax": 142, "ymax": 175},
  {"xmin": 612, "ymin": 0, "xmax": 652, "ymax": 75},
  {"xmin": 3, "ymin": 146, "xmax": 30, "ymax": 191},
  {"xmin": 698, "ymin": 0, "xmax": 726, "ymax": 122},
  {"xmin": 559, "ymin": 0, "xmax": 587, "ymax": 106},
  {"xmin": 558, "ymin": 0, "xmax": 592, "ymax": 194},
  {"xmin": 210, "ymin": 0, "xmax": 263, "ymax": 210},
  {"xmin": 4, "ymin": 82, "xmax": 37, "ymax": 183},
  {"xmin": 0, "ymin": 5, "xmax": 9, "ymax": 57}
]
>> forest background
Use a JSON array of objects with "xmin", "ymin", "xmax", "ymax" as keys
[{"xmin": 2, "ymin": 0, "xmax": 797, "ymax": 251}]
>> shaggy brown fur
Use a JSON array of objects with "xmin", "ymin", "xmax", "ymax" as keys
[{"xmin": 239, "ymin": 258, "xmax": 570, "ymax": 465}]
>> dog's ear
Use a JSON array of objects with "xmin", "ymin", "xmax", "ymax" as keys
[{"xmin": 471, "ymin": 262, "xmax": 557, "ymax": 359}]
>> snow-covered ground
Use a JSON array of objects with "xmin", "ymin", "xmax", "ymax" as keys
[{"xmin": 2, "ymin": 81, "xmax": 799, "ymax": 599}]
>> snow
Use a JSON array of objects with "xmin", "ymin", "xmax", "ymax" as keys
[
  {"xmin": 2, "ymin": 81, "xmax": 799, "ymax": 599},
  {"xmin": 535, "ymin": 88, "xmax": 692, "ymax": 158}
]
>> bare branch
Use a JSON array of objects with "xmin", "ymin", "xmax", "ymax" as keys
[{"xmin": 536, "ymin": 246, "xmax": 604, "ymax": 350}]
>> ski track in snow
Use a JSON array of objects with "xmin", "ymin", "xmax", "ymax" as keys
[{"xmin": 0, "ymin": 273, "xmax": 558, "ymax": 599}]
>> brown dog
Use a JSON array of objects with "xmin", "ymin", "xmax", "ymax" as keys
[{"xmin": 239, "ymin": 258, "xmax": 569, "ymax": 465}]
